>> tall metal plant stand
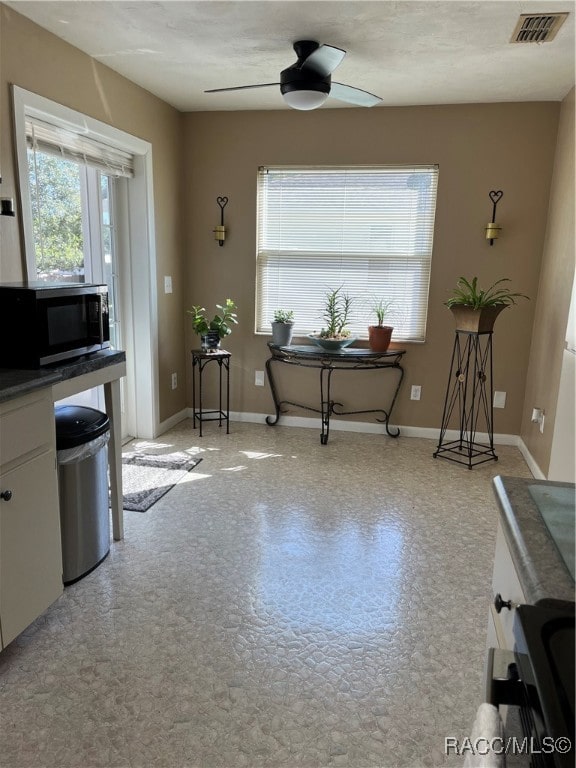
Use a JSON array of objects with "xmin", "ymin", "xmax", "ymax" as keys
[
  {"xmin": 191, "ymin": 349, "xmax": 231, "ymax": 437},
  {"xmin": 433, "ymin": 330, "xmax": 498, "ymax": 469}
]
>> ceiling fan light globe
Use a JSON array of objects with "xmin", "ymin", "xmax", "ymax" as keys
[{"xmin": 282, "ymin": 90, "xmax": 328, "ymax": 110}]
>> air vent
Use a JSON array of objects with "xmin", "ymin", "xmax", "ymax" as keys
[{"xmin": 510, "ymin": 12, "xmax": 569, "ymax": 43}]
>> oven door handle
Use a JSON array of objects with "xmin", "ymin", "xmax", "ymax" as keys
[{"xmin": 486, "ymin": 647, "xmax": 524, "ymax": 707}]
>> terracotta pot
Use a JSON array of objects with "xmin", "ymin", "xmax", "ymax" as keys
[
  {"xmin": 368, "ymin": 325, "xmax": 393, "ymax": 352},
  {"xmin": 449, "ymin": 305, "xmax": 506, "ymax": 333}
]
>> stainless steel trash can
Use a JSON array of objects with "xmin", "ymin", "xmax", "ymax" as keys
[{"xmin": 55, "ymin": 405, "xmax": 110, "ymax": 585}]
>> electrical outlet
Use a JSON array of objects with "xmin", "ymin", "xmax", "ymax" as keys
[
  {"xmin": 493, "ymin": 391, "xmax": 506, "ymax": 408},
  {"xmin": 410, "ymin": 385, "xmax": 421, "ymax": 401},
  {"xmin": 171, "ymin": 372, "xmax": 177, "ymax": 390},
  {"xmin": 164, "ymin": 275, "xmax": 173, "ymax": 294},
  {"xmin": 255, "ymin": 370, "xmax": 265, "ymax": 387}
]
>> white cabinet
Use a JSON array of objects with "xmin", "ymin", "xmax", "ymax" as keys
[
  {"xmin": 0, "ymin": 390, "xmax": 63, "ymax": 648},
  {"xmin": 489, "ymin": 520, "xmax": 527, "ymax": 651}
]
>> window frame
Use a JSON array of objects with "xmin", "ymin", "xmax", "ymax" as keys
[{"xmin": 255, "ymin": 164, "xmax": 439, "ymax": 344}]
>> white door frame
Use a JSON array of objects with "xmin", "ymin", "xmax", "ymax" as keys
[{"xmin": 12, "ymin": 85, "xmax": 158, "ymax": 438}]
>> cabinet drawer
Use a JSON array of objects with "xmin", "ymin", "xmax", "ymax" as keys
[{"xmin": 0, "ymin": 390, "xmax": 55, "ymax": 468}]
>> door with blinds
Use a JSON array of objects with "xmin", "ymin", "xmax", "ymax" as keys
[{"xmin": 25, "ymin": 116, "xmax": 131, "ymax": 428}]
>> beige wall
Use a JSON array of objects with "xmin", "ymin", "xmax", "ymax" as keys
[
  {"xmin": 1, "ymin": 4, "xmax": 569, "ymax": 442},
  {"xmin": 0, "ymin": 6, "xmax": 186, "ymax": 423},
  {"xmin": 183, "ymin": 104, "xmax": 559, "ymax": 433},
  {"xmin": 521, "ymin": 87, "xmax": 575, "ymax": 475}
]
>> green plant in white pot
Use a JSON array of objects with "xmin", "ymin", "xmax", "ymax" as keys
[
  {"xmin": 271, "ymin": 309, "xmax": 294, "ymax": 346},
  {"xmin": 445, "ymin": 277, "xmax": 528, "ymax": 333}
]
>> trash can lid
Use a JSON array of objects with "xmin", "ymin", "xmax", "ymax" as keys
[{"xmin": 54, "ymin": 405, "xmax": 110, "ymax": 449}]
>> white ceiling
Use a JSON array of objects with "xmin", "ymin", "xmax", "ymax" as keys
[{"xmin": 6, "ymin": 0, "xmax": 575, "ymax": 112}]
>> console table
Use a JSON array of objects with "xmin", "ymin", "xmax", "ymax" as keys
[
  {"xmin": 191, "ymin": 350, "xmax": 231, "ymax": 437},
  {"xmin": 265, "ymin": 343, "xmax": 406, "ymax": 444}
]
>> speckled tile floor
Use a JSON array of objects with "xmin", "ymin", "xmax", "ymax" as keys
[{"xmin": 0, "ymin": 421, "xmax": 532, "ymax": 768}]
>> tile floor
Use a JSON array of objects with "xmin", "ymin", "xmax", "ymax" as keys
[{"xmin": 0, "ymin": 420, "xmax": 532, "ymax": 768}]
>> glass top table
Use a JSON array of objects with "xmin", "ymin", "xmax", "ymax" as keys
[{"xmin": 265, "ymin": 343, "xmax": 406, "ymax": 444}]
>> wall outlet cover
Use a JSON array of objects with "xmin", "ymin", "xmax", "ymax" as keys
[
  {"xmin": 493, "ymin": 391, "xmax": 506, "ymax": 408},
  {"xmin": 255, "ymin": 371, "xmax": 265, "ymax": 386},
  {"xmin": 410, "ymin": 385, "xmax": 421, "ymax": 401}
]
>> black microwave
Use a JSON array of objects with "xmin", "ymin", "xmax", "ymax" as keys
[{"xmin": 0, "ymin": 282, "xmax": 110, "ymax": 368}]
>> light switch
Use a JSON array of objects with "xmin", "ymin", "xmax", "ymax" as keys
[{"xmin": 164, "ymin": 276, "xmax": 173, "ymax": 294}]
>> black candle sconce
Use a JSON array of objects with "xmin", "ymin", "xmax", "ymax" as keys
[
  {"xmin": 214, "ymin": 196, "xmax": 228, "ymax": 246},
  {"xmin": 485, "ymin": 190, "xmax": 503, "ymax": 246},
  {"xmin": 0, "ymin": 198, "xmax": 15, "ymax": 217},
  {"xmin": 0, "ymin": 175, "xmax": 16, "ymax": 217}
]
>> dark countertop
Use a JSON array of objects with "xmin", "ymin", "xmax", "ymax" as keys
[
  {"xmin": 493, "ymin": 475, "xmax": 575, "ymax": 606},
  {"xmin": 0, "ymin": 350, "xmax": 126, "ymax": 404}
]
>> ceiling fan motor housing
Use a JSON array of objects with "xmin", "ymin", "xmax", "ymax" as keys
[
  {"xmin": 280, "ymin": 67, "xmax": 331, "ymax": 97},
  {"xmin": 281, "ymin": 39, "xmax": 332, "ymax": 97}
]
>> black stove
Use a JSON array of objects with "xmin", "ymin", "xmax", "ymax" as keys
[{"xmin": 514, "ymin": 600, "xmax": 575, "ymax": 768}]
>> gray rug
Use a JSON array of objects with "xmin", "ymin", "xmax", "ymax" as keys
[{"xmin": 122, "ymin": 451, "xmax": 203, "ymax": 512}]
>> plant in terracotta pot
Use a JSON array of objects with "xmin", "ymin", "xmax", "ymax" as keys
[
  {"xmin": 368, "ymin": 298, "xmax": 394, "ymax": 352},
  {"xmin": 445, "ymin": 277, "xmax": 528, "ymax": 333},
  {"xmin": 187, "ymin": 298, "xmax": 238, "ymax": 350},
  {"xmin": 271, "ymin": 309, "xmax": 295, "ymax": 346},
  {"xmin": 309, "ymin": 286, "xmax": 356, "ymax": 350}
]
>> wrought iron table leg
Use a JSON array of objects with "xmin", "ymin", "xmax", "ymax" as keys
[
  {"xmin": 225, "ymin": 357, "xmax": 230, "ymax": 434},
  {"xmin": 383, "ymin": 364, "xmax": 404, "ymax": 437},
  {"xmin": 265, "ymin": 357, "xmax": 282, "ymax": 426},
  {"xmin": 198, "ymin": 358, "xmax": 204, "ymax": 437},
  {"xmin": 192, "ymin": 356, "xmax": 197, "ymax": 430},
  {"xmin": 319, "ymin": 367, "xmax": 333, "ymax": 445}
]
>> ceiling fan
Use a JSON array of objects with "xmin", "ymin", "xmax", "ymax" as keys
[{"xmin": 204, "ymin": 40, "xmax": 383, "ymax": 111}]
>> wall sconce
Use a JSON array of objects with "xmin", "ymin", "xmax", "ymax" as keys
[
  {"xmin": 214, "ymin": 196, "xmax": 228, "ymax": 246},
  {"xmin": 485, "ymin": 190, "xmax": 503, "ymax": 246},
  {"xmin": 0, "ymin": 198, "xmax": 15, "ymax": 217}
]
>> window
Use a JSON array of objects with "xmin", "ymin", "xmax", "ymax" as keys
[{"xmin": 256, "ymin": 165, "xmax": 439, "ymax": 342}]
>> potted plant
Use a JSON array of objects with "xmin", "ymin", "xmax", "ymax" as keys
[
  {"xmin": 309, "ymin": 286, "xmax": 356, "ymax": 350},
  {"xmin": 368, "ymin": 298, "xmax": 394, "ymax": 352},
  {"xmin": 271, "ymin": 309, "xmax": 295, "ymax": 346},
  {"xmin": 187, "ymin": 298, "xmax": 238, "ymax": 350},
  {"xmin": 445, "ymin": 277, "xmax": 528, "ymax": 333}
]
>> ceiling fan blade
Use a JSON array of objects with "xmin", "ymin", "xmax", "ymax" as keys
[
  {"xmin": 330, "ymin": 82, "xmax": 382, "ymax": 107},
  {"xmin": 204, "ymin": 83, "xmax": 280, "ymax": 93},
  {"xmin": 300, "ymin": 44, "xmax": 346, "ymax": 77}
]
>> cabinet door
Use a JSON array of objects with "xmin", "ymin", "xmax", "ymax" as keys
[
  {"xmin": 0, "ymin": 451, "xmax": 63, "ymax": 648},
  {"xmin": 491, "ymin": 521, "xmax": 527, "ymax": 651}
]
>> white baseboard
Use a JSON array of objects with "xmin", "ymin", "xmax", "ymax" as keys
[
  {"xmin": 515, "ymin": 438, "xmax": 546, "ymax": 479},
  {"xmin": 178, "ymin": 408, "xmax": 544, "ymax": 477},
  {"xmin": 156, "ymin": 407, "xmax": 189, "ymax": 437}
]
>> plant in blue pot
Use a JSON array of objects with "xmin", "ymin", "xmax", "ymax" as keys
[
  {"xmin": 308, "ymin": 286, "xmax": 356, "ymax": 351},
  {"xmin": 188, "ymin": 299, "xmax": 238, "ymax": 351}
]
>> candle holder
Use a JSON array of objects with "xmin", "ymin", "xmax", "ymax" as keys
[
  {"xmin": 214, "ymin": 196, "xmax": 228, "ymax": 246},
  {"xmin": 485, "ymin": 190, "xmax": 503, "ymax": 246}
]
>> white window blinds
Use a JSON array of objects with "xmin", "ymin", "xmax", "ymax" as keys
[
  {"xmin": 25, "ymin": 116, "xmax": 134, "ymax": 178},
  {"xmin": 256, "ymin": 165, "xmax": 439, "ymax": 342}
]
